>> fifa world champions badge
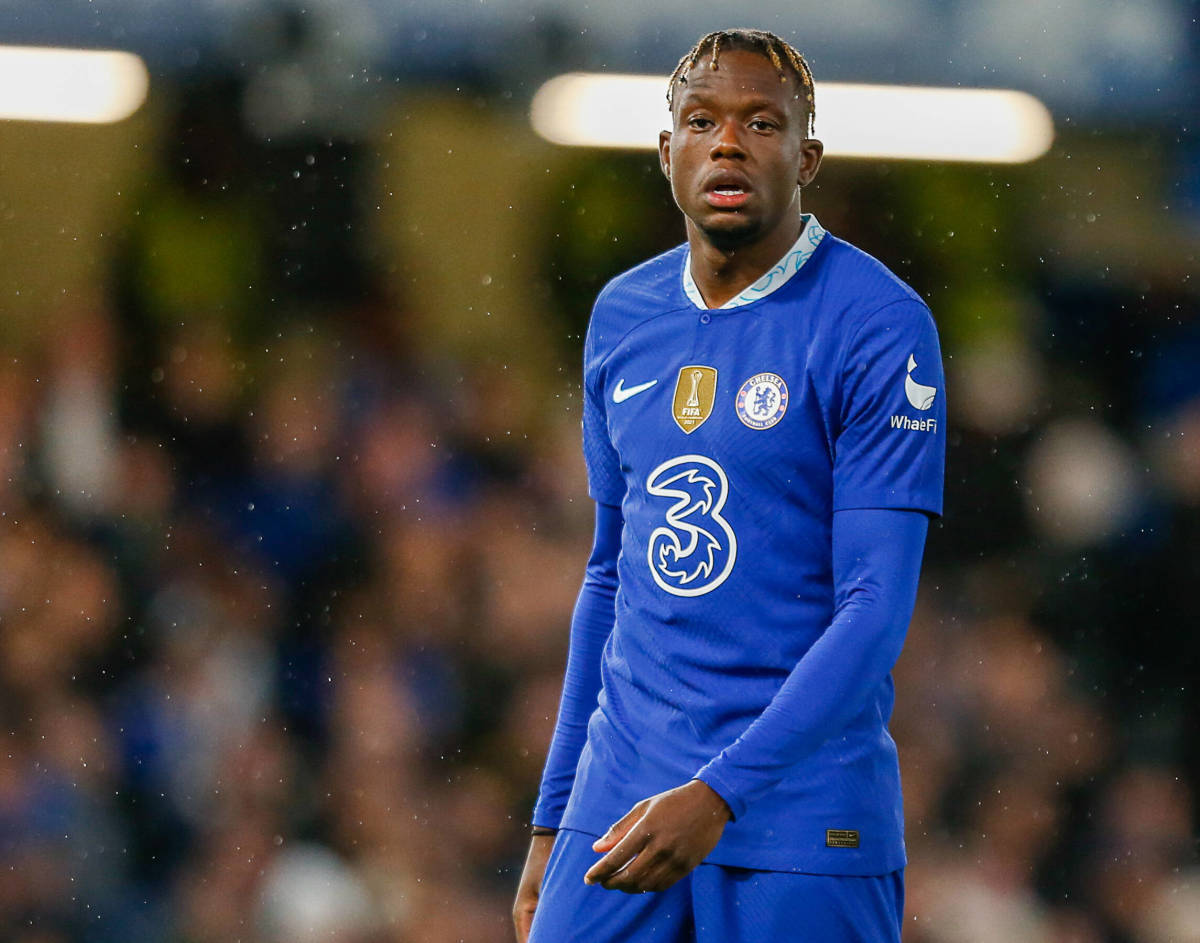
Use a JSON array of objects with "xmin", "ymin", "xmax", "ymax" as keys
[
  {"xmin": 672, "ymin": 365, "xmax": 718, "ymax": 434},
  {"xmin": 736, "ymin": 372, "xmax": 789, "ymax": 430}
]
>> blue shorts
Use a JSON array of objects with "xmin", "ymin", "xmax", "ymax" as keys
[{"xmin": 529, "ymin": 829, "xmax": 903, "ymax": 943}]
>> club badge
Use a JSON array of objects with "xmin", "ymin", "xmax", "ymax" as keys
[
  {"xmin": 672, "ymin": 365, "xmax": 717, "ymax": 434},
  {"xmin": 736, "ymin": 372, "xmax": 789, "ymax": 430}
]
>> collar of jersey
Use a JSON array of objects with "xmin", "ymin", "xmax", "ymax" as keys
[{"xmin": 682, "ymin": 214, "xmax": 827, "ymax": 311}]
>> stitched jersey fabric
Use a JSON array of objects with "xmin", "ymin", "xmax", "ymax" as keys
[{"xmin": 535, "ymin": 218, "xmax": 945, "ymax": 874}]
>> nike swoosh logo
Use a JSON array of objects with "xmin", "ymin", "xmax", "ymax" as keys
[{"xmin": 612, "ymin": 378, "xmax": 658, "ymax": 404}]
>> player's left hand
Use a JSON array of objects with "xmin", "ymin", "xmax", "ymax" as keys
[{"xmin": 584, "ymin": 779, "xmax": 732, "ymax": 893}]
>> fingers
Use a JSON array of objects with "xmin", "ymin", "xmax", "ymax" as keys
[
  {"xmin": 591, "ymin": 802, "xmax": 644, "ymax": 853},
  {"xmin": 601, "ymin": 843, "xmax": 688, "ymax": 894},
  {"xmin": 584, "ymin": 819, "xmax": 651, "ymax": 886}
]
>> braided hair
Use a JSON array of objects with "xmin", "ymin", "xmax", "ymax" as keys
[{"xmin": 667, "ymin": 29, "xmax": 816, "ymax": 137}]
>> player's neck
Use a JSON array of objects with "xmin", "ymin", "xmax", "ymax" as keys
[{"xmin": 685, "ymin": 212, "xmax": 805, "ymax": 309}]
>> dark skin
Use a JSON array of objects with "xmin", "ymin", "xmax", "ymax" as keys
[
  {"xmin": 513, "ymin": 833, "xmax": 554, "ymax": 942},
  {"xmin": 513, "ymin": 48, "xmax": 824, "ymax": 940},
  {"xmin": 660, "ymin": 48, "xmax": 824, "ymax": 308}
]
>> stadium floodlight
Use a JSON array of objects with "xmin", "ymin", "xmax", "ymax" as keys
[
  {"xmin": 0, "ymin": 45, "xmax": 149, "ymax": 124},
  {"xmin": 531, "ymin": 73, "xmax": 1054, "ymax": 164}
]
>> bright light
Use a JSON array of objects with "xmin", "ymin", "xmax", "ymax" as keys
[
  {"xmin": 531, "ymin": 73, "xmax": 1054, "ymax": 164},
  {"xmin": 532, "ymin": 74, "xmax": 670, "ymax": 152},
  {"xmin": 816, "ymin": 83, "xmax": 1053, "ymax": 163},
  {"xmin": 0, "ymin": 45, "xmax": 149, "ymax": 124}
]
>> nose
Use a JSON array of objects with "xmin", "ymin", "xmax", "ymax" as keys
[{"xmin": 710, "ymin": 120, "xmax": 745, "ymax": 160}]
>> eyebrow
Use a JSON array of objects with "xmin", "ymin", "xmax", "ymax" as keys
[{"xmin": 675, "ymin": 88, "xmax": 791, "ymax": 116}]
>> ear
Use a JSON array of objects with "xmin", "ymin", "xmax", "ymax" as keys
[
  {"xmin": 658, "ymin": 130, "xmax": 672, "ymax": 180},
  {"xmin": 797, "ymin": 137, "xmax": 824, "ymax": 187}
]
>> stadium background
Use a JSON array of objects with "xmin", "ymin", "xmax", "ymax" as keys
[{"xmin": 0, "ymin": 2, "xmax": 1197, "ymax": 940}]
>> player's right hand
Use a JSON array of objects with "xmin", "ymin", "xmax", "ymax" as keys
[{"xmin": 513, "ymin": 832, "xmax": 557, "ymax": 942}]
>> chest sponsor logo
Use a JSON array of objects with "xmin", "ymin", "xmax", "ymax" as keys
[
  {"xmin": 735, "ymin": 372, "xmax": 789, "ymax": 430},
  {"xmin": 671, "ymin": 365, "xmax": 717, "ymax": 434},
  {"xmin": 646, "ymin": 454, "xmax": 737, "ymax": 596}
]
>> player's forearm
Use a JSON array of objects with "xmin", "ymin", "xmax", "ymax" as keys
[
  {"xmin": 695, "ymin": 507, "xmax": 928, "ymax": 819},
  {"xmin": 532, "ymin": 501, "xmax": 621, "ymax": 827}
]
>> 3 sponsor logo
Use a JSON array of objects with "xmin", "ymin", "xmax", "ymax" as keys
[{"xmin": 645, "ymin": 454, "xmax": 737, "ymax": 597}]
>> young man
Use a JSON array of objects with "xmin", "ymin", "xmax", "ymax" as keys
[{"xmin": 515, "ymin": 28, "xmax": 945, "ymax": 942}]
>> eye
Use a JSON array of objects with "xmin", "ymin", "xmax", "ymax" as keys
[
  {"xmin": 749, "ymin": 118, "xmax": 777, "ymax": 132},
  {"xmin": 687, "ymin": 115, "xmax": 714, "ymax": 130}
]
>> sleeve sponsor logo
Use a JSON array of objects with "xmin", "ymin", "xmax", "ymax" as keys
[
  {"xmin": 891, "ymin": 353, "xmax": 939, "ymax": 433},
  {"xmin": 904, "ymin": 353, "xmax": 937, "ymax": 410},
  {"xmin": 890, "ymin": 415, "xmax": 938, "ymax": 432}
]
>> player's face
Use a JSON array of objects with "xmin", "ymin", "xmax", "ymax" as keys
[{"xmin": 659, "ymin": 49, "xmax": 823, "ymax": 250}]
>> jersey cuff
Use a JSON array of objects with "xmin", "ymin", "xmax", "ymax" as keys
[
  {"xmin": 530, "ymin": 801, "xmax": 566, "ymax": 831},
  {"xmin": 693, "ymin": 767, "xmax": 747, "ymax": 822}
]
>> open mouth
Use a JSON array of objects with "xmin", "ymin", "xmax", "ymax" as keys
[{"xmin": 705, "ymin": 184, "xmax": 749, "ymax": 208}]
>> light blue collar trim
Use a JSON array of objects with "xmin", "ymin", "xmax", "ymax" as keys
[{"xmin": 682, "ymin": 214, "xmax": 827, "ymax": 310}]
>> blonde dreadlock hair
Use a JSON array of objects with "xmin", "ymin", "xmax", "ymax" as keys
[{"xmin": 667, "ymin": 29, "xmax": 816, "ymax": 137}]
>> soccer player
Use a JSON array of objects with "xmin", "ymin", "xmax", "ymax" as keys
[{"xmin": 514, "ymin": 28, "xmax": 945, "ymax": 942}]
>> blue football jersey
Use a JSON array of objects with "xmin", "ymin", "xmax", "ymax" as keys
[{"xmin": 560, "ymin": 215, "xmax": 945, "ymax": 875}]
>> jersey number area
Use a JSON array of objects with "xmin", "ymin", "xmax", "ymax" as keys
[{"xmin": 645, "ymin": 454, "xmax": 737, "ymax": 597}]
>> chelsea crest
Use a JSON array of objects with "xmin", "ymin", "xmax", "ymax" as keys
[{"xmin": 736, "ymin": 372, "xmax": 789, "ymax": 430}]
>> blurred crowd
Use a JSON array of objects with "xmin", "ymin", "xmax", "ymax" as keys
[
  {"xmin": 0, "ymin": 291, "xmax": 592, "ymax": 942},
  {"xmin": 1, "ymin": 83, "xmax": 1198, "ymax": 943}
]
